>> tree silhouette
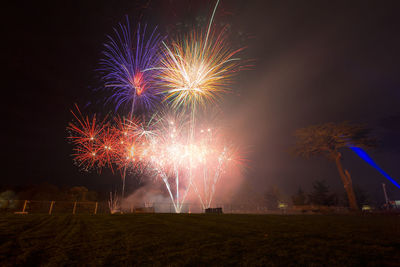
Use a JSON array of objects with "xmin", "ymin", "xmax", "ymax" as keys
[
  {"xmin": 293, "ymin": 122, "xmax": 375, "ymax": 211},
  {"xmin": 264, "ymin": 186, "xmax": 283, "ymax": 210},
  {"xmin": 292, "ymin": 187, "xmax": 307, "ymax": 206},
  {"xmin": 308, "ymin": 180, "xmax": 337, "ymax": 206}
]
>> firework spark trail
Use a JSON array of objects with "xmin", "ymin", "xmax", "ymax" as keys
[
  {"xmin": 203, "ymin": 0, "xmax": 219, "ymax": 57},
  {"xmin": 148, "ymin": 112, "xmax": 192, "ymax": 213},
  {"xmin": 208, "ymin": 147, "xmax": 227, "ymax": 208},
  {"xmin": 190, "ymin": 125, "xmax": 241, "ymax": 209}
]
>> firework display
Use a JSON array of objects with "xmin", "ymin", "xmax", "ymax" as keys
[{"xmin": 68, "ymin": 0, "xmax": 246, "ymax": 212}]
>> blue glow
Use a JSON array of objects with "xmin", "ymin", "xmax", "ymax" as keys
[{"xmin": 350, "ymin": 146, "xmax": 400, "ymax": 189}]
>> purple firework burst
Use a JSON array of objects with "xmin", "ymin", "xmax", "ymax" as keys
[{"xmin": 100, "ymin": 17, "xmax": 164, "ymax": 115}]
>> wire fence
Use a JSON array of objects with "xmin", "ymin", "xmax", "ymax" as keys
[
  {"xmin": 0, "ymin": 200, "xmax": 277, "ymax": 214},
  {"xmin": 0, "ymin": 199, "xmax": 363, "ymax": 215},
  {"xmin": 0, "ymin": 200, "xmax": 108, "ymax": 215}
]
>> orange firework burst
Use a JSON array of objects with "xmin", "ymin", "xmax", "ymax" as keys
[
  {"xmin": 159, "ymin": 2, "xmax": 244, "ymax": 110},
  {"xmin": 68, "ymin": 104, "xmax": 106, "ymax": 146},
  {"xmin": 111, "ymin": 115, "xmax": 146, "ymax": 172}
]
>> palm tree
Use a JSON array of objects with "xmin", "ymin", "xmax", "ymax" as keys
[{"xmin": 293, "ymin": 122, "xmax": 375, "ymax": 211}]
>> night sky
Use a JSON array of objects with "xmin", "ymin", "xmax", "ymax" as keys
[{"xmin": 4, "ymin": 0, "xmax": 400, "ymax": 202}]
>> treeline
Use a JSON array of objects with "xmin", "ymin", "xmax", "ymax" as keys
[
  {"xmin": 0, "ymin": 183, "xmax": 102, "ymax": 202},
  {"xmin": 0, "ymin": 180, "xmax": 372, "ymax": 209},
  {"xmin": 231, "ymin": 180, "xmax": 371, "ymax": 210},
  {"xmin": 290, "ymin": 180, "xmax": 370, "ymax": 207}
]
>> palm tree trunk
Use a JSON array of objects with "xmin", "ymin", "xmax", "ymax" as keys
[{"xmin": 335, "ymin": 152, "xmax": 358, "ymax": 211}]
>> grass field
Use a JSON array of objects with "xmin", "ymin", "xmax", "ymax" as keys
[{"xmin": 0, "ymin": 214, "xmax": 399, "ymax": 266}]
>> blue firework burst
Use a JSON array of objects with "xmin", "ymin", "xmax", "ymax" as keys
[{"xmin": 100, "ymin": 17, "xmax": 164, "ymax": 114}]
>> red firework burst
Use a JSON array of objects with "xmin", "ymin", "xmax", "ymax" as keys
[{"xmin": 67, "ymin": 105, "xmax": 110, "ymax": 171}]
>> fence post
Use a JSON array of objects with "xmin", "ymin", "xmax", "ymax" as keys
[
  {"xmin": 94, "ymin": 202, "xmax": 98, "ymax": 215},
  {"xmin": 49, "ymin": 201, "xmax": 54, "ymax": 215},
  {"xmin": 22, "ymin": 200, "xmax": 28, "ymax": 213},
  {"xmin": 72, "ymin": 201, "xmax": 77, "ymax": 215}
]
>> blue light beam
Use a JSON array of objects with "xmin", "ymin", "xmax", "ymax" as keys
[{"xmin": 350, "ymin": 146, "xmax": 400, "ymax": 189}]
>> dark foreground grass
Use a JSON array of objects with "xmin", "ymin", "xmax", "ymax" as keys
[{"xmin": 0, "ymin": 214, "xmax": 399, "ymax": 266}]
